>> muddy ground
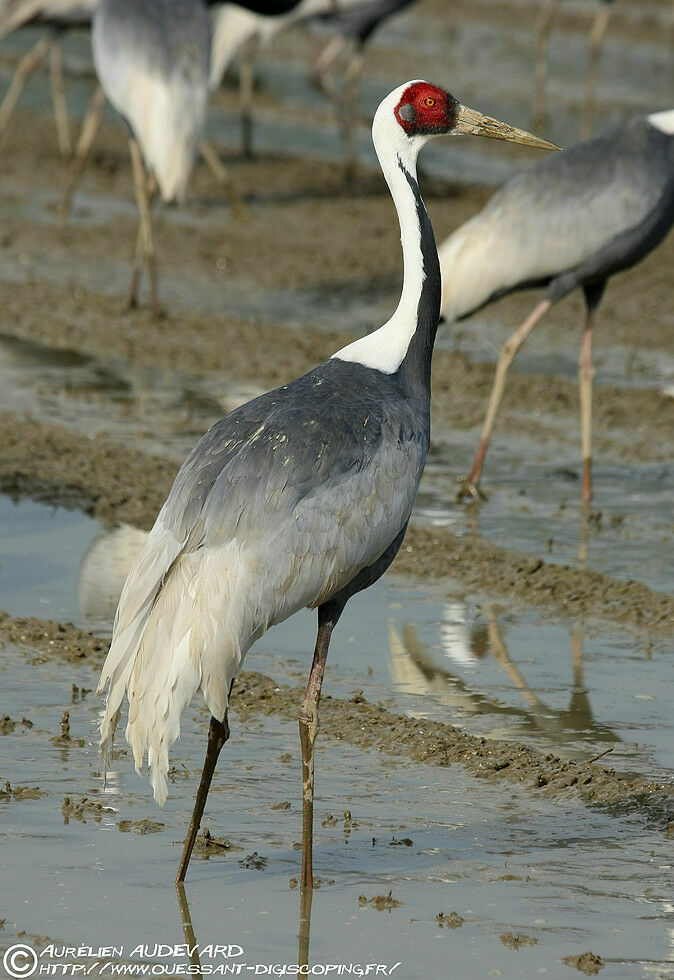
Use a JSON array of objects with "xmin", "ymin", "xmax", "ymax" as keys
[{"xmin": 2, "ymin": 610, "xmax": 672, "ymax": 821}]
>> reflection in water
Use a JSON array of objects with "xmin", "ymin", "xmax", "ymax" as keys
[
  {"xmin": 389, "ymin": 604, "xmax": 618, "ymax": 751},
  {"xmin": 78, "ymin": 523, "xmax": 148, "ymax": 631},
  {"xmin": 298, "ymin": 884, "xmax": 313, "ymax": 970},
  {"xmin": 175, "ymin": 879, "xmax": 315, "ymax": 972},
  {"xmin": 176, "ymin": 884, "xmax": 202, "ymax": 973}
]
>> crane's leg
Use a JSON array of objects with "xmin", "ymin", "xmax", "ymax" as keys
[
  {"xmin": 533, "ymin": 0, "xmax": 559, "ymax": 129},
  {"xmin": 58, "ymin": 85, "xmax": 105, "ymax": 220},
  {"xmin": 49, "ymin": 38, "xmax": 71, "ymax": 157},
  {"xmin": 341, "ymin": 48, "xmax": 364, "ymax": 180},
  {"xmin": 176, "ymin": 713, "xmax": 230, "ymax": 884},
  {"xmin": 238, "ymin": 36, "xmax": 258, "ymax": 159},
  {"xmin": 199, "ymin": 139, "xmax": 247, "ymax": 219},
  {"xmin": 310, "ymin": 36, "xmax": 348, "ymax": 93},
  {"xmin": 299, "ymin": 604, "xmax": 339, "ymax": 889},
  {"xmin": 578, "ymin": 307, "xmax": 595, "ymax": 504},
  {"xmin": 0, "ymin": 35, "xmax": 51, "ymax": 142},
  {"xmin": 128, "ymin": 137, "xmax": 160, "ymax": 317},
  {"xmin": 456, "ymin": 299, "xmax": 552, "ymax": 502},
  {"xmin": 580, "ymin": 1, "xmax": 611, "ymax": 138}
]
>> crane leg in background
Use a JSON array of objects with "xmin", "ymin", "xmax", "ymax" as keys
[
  {"xmin": 312, "ymin": 37, "xmax": 363, "ymax": 180},
  {"xmin": 128, "ymin": 137, "xmax": 160, "ymax": 317},
  {"xmin": 578, "ymin": 308, "xmax": 595, "ymax": 504},
  {"xmin": 199, "ymin": 139, "xmax": 248, "ymax": 219},
  {"xmin": 175, "ymin": 713, "xmax": 231, "ymax": 884},
  {"xmin": 456, "ymin": 298, "xmax": 552, "ymax": 502},
  {"xmin": 532, "ymin": 0, "xmax": 559, "ymax": 129},
  {"xmin": 299, "ymin": 605, "xmax": 338, "ymax": 889},
  {"xmin": 238, "ymin": 36, "xmax": 259, "ymax": 159},
  {"xmin": 0, "ymin": 34, "xmax": 52, "ymax": 142},
  {"xmin": 49, "ymin": 37, "xmax": 71, "ymax": 157},
  {"xmin": 58, "ymin": 85, "xmax": 105, "ymax": 220},
  {"xmin": 580, "ymin": 2, "xmax": 611, "ymax": 139},
  {"xmin": 341, "ymin": 48, "xmax": 365, "ymax": 180},
  {"xmin": 311, "ymin": 35, "xmax": 348, "ymax": 93}
]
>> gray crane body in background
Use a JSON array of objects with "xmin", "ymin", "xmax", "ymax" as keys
[{"xmin": 439, "ymin": 111, "xmax": 674, "ymax": 504}]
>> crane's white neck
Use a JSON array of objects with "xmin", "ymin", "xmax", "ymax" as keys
[{"xmin": 333, "ymin": 86, "xmax": 435, "ymax": 375}]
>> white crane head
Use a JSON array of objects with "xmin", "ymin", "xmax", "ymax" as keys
[{"xmin": 375, "ymin": 79, "xmax": 558, "ymax": 167}]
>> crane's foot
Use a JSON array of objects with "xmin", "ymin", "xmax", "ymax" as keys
[{"xmin": 455, "ymin": 475, "xmax": 488, "ymax": 504}]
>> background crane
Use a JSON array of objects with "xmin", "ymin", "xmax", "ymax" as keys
[
  {"xmin": 438, "ymin": 110, "xmax": 674, "ymax": 505},
  {"xmin": 0, "ymin": 0, "xmax": 96, "ymax": 153},
  {"xmin": 80, "ymin": 0, "xmax": 211, "ymax": 314}
]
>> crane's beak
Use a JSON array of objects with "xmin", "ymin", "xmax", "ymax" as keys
[{"xmin": 455, "ymin": 105, "xmax": 559, "ymax": 151}]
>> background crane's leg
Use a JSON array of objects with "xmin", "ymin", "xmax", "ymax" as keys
[
  {"xmin": 299, "ymin": 602, "xmax": 340, "ymax": 889},
  {"xmin": 580, "ymin": 1, "xmax": 611, "ymax": 138},
  {"xmin": 311, "ymin": 35, "xmax": 347, "ymax": 93},
  {"xmin": 0, "ymin": 34, "xmax": 51, "ymax": 142},
  {"xmin": 58, "ymin": 85, "xmax": 105, "ymax": 219},
  {"xmin": 238, "ymin": 36, "xmax": 258, "ymax": 159},
  {"xmin": 128, "ymin": 224, "xmax": 146, "ymax": 311},
  {"xmin": 49, "ymin": 37, "xmax": 71, "ymax": 157},
  {"xmin": 176, "ymin": 713, "xmax": 230, "ymax": 883},
  {"xmin": 457, "ymin": 298, "xmax": 552, "ymax": 502},
  {"xmin": 199, "ymin": 140, "xmax": 247, "ymax": 219},
  {"xmin": 128, "ymin": 137, "xmax": 160, "ymax": 317},
  {"xmin": 128, "ymin": 174, "xmax": 158, "ymax": 308},
  {"xmin": 578, "ymin": 307, "xmax": 596, "ymax": 504},
  {"xmin": 533, "ymin": 0, "xmax": 559, "ymax": 128},
  {"xmin": 341, "ymin": 47, "xmax": 364, "ymax": 180}
]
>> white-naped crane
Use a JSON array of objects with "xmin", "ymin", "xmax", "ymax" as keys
[
  {"xmin": 533, "ymin": 0, "xmax": 615, "ymax": 137},
  {"xmin": 97, "ymin": 79, "xmax": 555, "ymax": 888},
  {"xmin": 0, "ymin": 0, "xmax": 96, "ymax": 154},
  {"xmin": 209, "ymin": 0, "xmax": 417, "ymax": 165},
  {"xmin": 63, "ymin": 0, "xmax": 212, "ymax": 315},
  {"xmin": 440, "ymin": 110, "xmax": 674, "ymax": 505}
]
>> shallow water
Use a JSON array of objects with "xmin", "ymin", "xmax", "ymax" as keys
[
  {"xmin": 2, "ymin": 633, "xmax": 673, "ymax": 979},
  {"xmin": 1, "ymin": 494, "xmax": 671, "ymax": 781},
  {"xmin": 3, "ymin": 328, "xmax": 672, "ymax": 596}
]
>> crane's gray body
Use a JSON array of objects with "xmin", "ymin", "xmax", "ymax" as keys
[
  {"xmin": 92, "ymin": 0, "xmax": 210, "ymax": 201},
  {"xmin": 101, "ymin": 358, "xmax": 429, "ymax": 803},
  {"xmin": 439, "ymin": 114, "xmax": 674, "ymax": 320},
  {"xmin": 97, "ymin": 111, "xmax": 441, "ymax": 805}
]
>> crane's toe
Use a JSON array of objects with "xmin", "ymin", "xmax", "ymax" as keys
[{"xmin": 455, "ymin": 475, "xmax": 488, "ymax": 504}]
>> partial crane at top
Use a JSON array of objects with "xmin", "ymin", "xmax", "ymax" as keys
[
  {"xmin": 438, "ymin": 110, "xmax": 674, "ymax": 505},
  {"xmin": 0, "ymin": 0, "xmax": 96, "ymax": 154},
  {"xmin": 209, "ymin": 0, "xmax": 418, "ymax": 168},
  {"xmin": 68, "ymin": 0, "xmax": 212, "ymax": 315}
]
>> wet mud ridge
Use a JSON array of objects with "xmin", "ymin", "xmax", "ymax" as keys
[
  {"xmin": 1, "ymin": 412, "xmax": 672, "ymax": 634},
  {"xmin": 1, "ymin": 610, "xmax": 672, "ymax": 827}
]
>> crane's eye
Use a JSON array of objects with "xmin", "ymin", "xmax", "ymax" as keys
[{"xmin": 424, "ymin": 97, "xmax": 436, "ymax": 108}]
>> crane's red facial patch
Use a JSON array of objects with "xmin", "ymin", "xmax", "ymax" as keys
[{"xmin": 395, "ymin": 82, "xmax": 458, "ymax": 137}]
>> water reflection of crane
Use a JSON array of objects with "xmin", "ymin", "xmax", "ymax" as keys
[
  {"xmin": 78, "ymin": 522, "xmax": 147, "ymax": 632},
  {"xmin": 388, "ymin": 606, "xmax": 618, "ymax": 750}
]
